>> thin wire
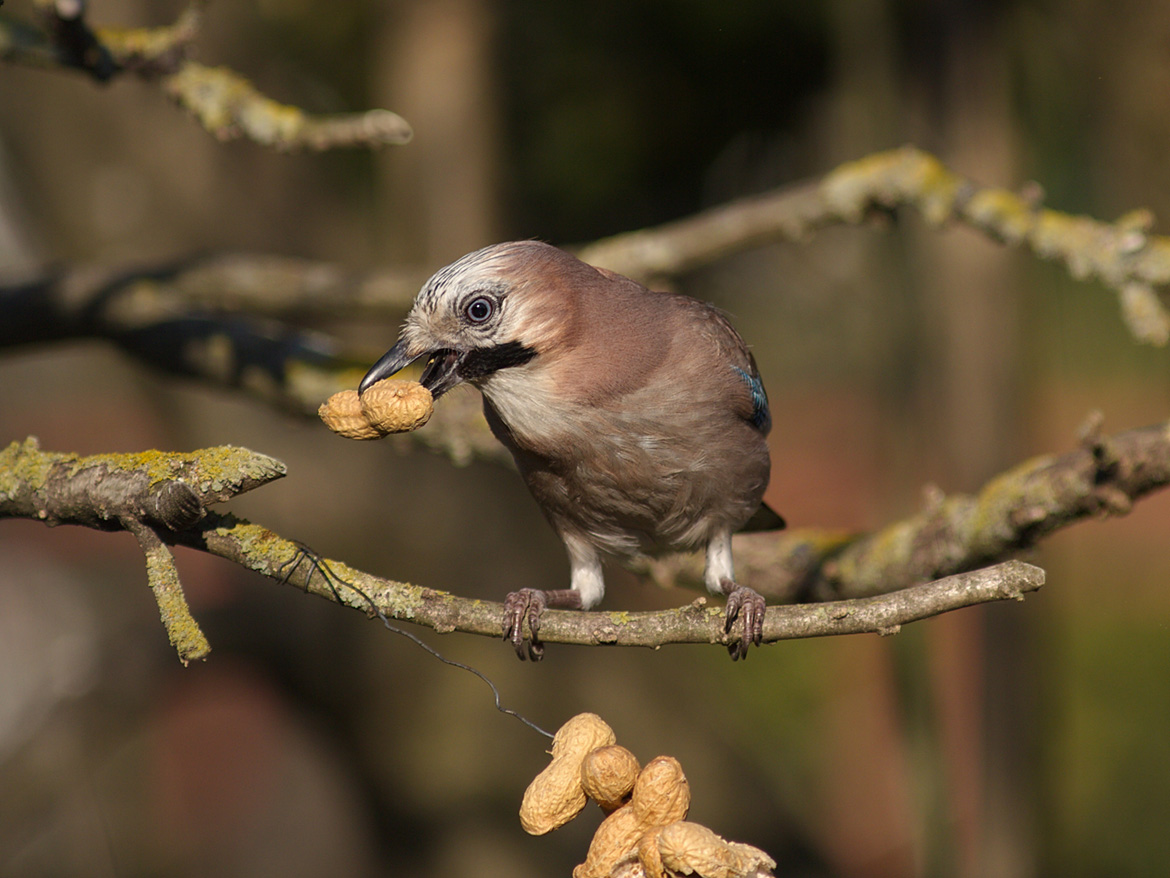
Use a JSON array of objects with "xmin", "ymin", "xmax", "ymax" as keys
[{"xmin": 276, "ymin": 545, "xmax": 554, "ymax": 739}]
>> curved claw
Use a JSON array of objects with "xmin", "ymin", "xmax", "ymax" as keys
[
  {"xmin": 721, "ymin": 580, "xmax": 767, "ymax": 661},
  {"xmin": 503, "ymin": 588, "xmax": 548, "ymax": 661}
]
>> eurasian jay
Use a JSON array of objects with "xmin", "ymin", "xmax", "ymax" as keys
[{"xmin": 359, "ymin": 241, "xmax": 782, "ymax": 660}]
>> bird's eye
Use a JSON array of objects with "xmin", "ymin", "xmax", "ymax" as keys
[{"xmin": 464, "ymin": 296, "xmax": 495, "ymax": 324}]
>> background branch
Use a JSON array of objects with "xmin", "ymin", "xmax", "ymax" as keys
[
  {"xmin": 3, "ymin": 149, "xmax": 1166, "ymax": 471},
  {"xmin": 637, "ymin": 414, "xmax": 1170, "ymax": 602},
  {"xmin": 1, "ymin": 2, "xmax": 413, "ymax": 150},
  {"xmin": 579, "ymin": 146, "xmax": 1170, "ymax": 345}
]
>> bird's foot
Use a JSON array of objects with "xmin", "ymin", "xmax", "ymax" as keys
[
  {"xmin": 720, "ymin": 579, "xmax": 766, "ymax": 661},
  {"xmin": 503, "ymin": 588, "xmax": 582, "ymax": 661}
]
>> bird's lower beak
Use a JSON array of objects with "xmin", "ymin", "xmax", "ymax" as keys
[{"xmin": 360, "ymin": 339, "xmax": 464, "ymax": 399}]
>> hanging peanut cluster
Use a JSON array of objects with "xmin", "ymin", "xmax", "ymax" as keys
[
  {"xmin": 319, "ymin": 379, "xmax": 433, "ymax": 439},
  {"xmin": 520, "ymin": 714, "xmax": 775, "ymax": 878}
]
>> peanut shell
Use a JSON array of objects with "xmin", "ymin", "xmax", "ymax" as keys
[
  {"xmin": 318, "ymin": 389, "xmax": 384, "ymax": 440},
  {"xmin": 359, "ymin": 379, "xmax": 433, "ymax": 433},
  {"xmin": 610, "ymin": 854, "xmax": 647, "ymax": 878},
  {"xmin": 581, "ymin": 745, "xmax": 641, "ymax": 812},
  {"xmin": 573, "ymin": 804, "xmax": 645, "ymax": 878},
  {"xmin": 656, "ymin": 821, "xmax": 776, "ymax": 878},
  {"xmin": 637, "ymin": 827, "xmax": 668, "ymax": 878},
  {"xmin": 520, "ymin": 713, "xmax": 616, "ymax": 835},
  {"xmin": 630, "ymin": 756, "xmax": 690, "ymax": 826}
]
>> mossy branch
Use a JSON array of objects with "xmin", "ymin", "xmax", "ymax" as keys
[
  {"xmin": 5, "ymin": 148, "xmax": 1169, "ymax": 474},
  {"xmin": 579, "ymin": 146, "xmax": 1170, "ymax": 345},
  {"xmin": 0, "ymin": 438, "xmax": 285, "ymax": 662},
  {"xmin": 0, "ymin": 436, "xmax": 1048, "ymax": 660},
  {"xmin": 636, "ymin": 413, "xmax": 1170, "ymax": 603},
  {"xmin": 1, "ymin": 2, "xmax": 412, "ymax": 150}
]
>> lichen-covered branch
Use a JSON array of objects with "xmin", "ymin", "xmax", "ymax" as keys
[
  {"xmin": 123, "ymin": 515, "xmax": 210, "ymax": 663},
  {"xmin": 637, "ymin": 414, "xmax": 1170, "ymax": 603},
  {"xmin": 0, "ymin": 437, "xmax": 1046, "ymax": 658},
  {"xmin": 0, "ymin": 438, "xmax": 285, "ymax": 662},
  {"xmin": 174, "ymin": 515, "xmax": 1044, "ymax": 653},
  {"xmin": 4, "ymin": 148, "xmax": 1169, "ymax": 467},
  {"xmin": 1, "ymin": 2, "xmax": 412, "ymax": 150},
  {"xmin": 160, "ymin": 63, "xmax": 412, "ymax": 151},
  {"xmin": 579, "ymin": 146, "xmax": 1170, "ymax": 345}
]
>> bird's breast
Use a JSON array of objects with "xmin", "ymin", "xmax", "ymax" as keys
[{"xmin": 478, "ymin": 370, "xmax": 770, "ymax": 558}]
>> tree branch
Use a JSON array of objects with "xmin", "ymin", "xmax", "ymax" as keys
[
  {"xmin": 0, "ymin": 257, "xmax": 514, "ymax": 464},
  {"xmin": 578, "ymin": 146, "xmax": 1170, "ymax": 345},
  {"xmin": 1, "ymin": 2, "xmax": 413, "ymax": 150},
  {"xmin": 4, "ymin": 148, "xmax": 1168, "ymax": 470},
  {"xmin": 636, "ymin": 413, "xmax": 1170, "ymax": 602},
  {"xmin": 0, "ymin": 437, "xmax": 285, "ymax": 662},
  {"xmin": 0, "ymin": 437, "xmax": 1046, "ymax": 658},
  {"xmin": 187, "ymin": 514, "xmax": 1045, "ymax": 650}
]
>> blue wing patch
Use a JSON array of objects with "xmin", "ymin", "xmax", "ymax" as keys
[{"xmin": 734, "ymin": 366, "xmax": 771, "ymax": 434}]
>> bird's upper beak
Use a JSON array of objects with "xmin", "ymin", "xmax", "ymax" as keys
[{"xmin": 359, "ymin": 337, "xmax": 464, "ymax": 399}]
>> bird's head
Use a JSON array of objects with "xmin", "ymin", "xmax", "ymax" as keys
[{"xmin": 359, "ymin": 241, "xmax": 580, "ymax": 399}]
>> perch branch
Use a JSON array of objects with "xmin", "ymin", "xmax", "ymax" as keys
[
  {"xmin": 1, "ymin": 2, "xmax": 412, "ymax": 150},
  {"xmin": 0, "ymin": 438, "xmax": 1045, "ymax": 658},
  {"xmin": 187, "ymin": 518, "xmax": 1045, "ymax": 650}
]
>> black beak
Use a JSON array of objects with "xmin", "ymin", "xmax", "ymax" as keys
[{"xmin": 359, "ymin": 339, "xmax": 463, "ymax": 399}]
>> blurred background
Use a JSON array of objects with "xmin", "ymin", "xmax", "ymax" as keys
[{"xmin": 2, "ymin": 1, "xmax": 1170, "ymax": 876}]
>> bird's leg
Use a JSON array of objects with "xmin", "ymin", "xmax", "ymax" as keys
[
  {"xmin": 719, "ymin": 578, "xmax": 766, "ymax": 661},
  {"xmin": 503, "ymin": 536, "xmax": 603, "ymax": 662},
  {"xmin": 705, "ymin": 529, "xmax": 766, "ymax": 660},
  {"xmin": 503, "ymin": 588, "xmax": 582, "ymax": 661}
]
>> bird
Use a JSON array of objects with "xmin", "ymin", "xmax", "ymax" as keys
[{"xmin": 359, "ymin": 240, "xmax": 782, "ymax": 660}]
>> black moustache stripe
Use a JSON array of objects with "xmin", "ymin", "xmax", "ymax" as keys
[{"xmin": 457, "ymin": 341, "xmax": 537, "ymax": 381}]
